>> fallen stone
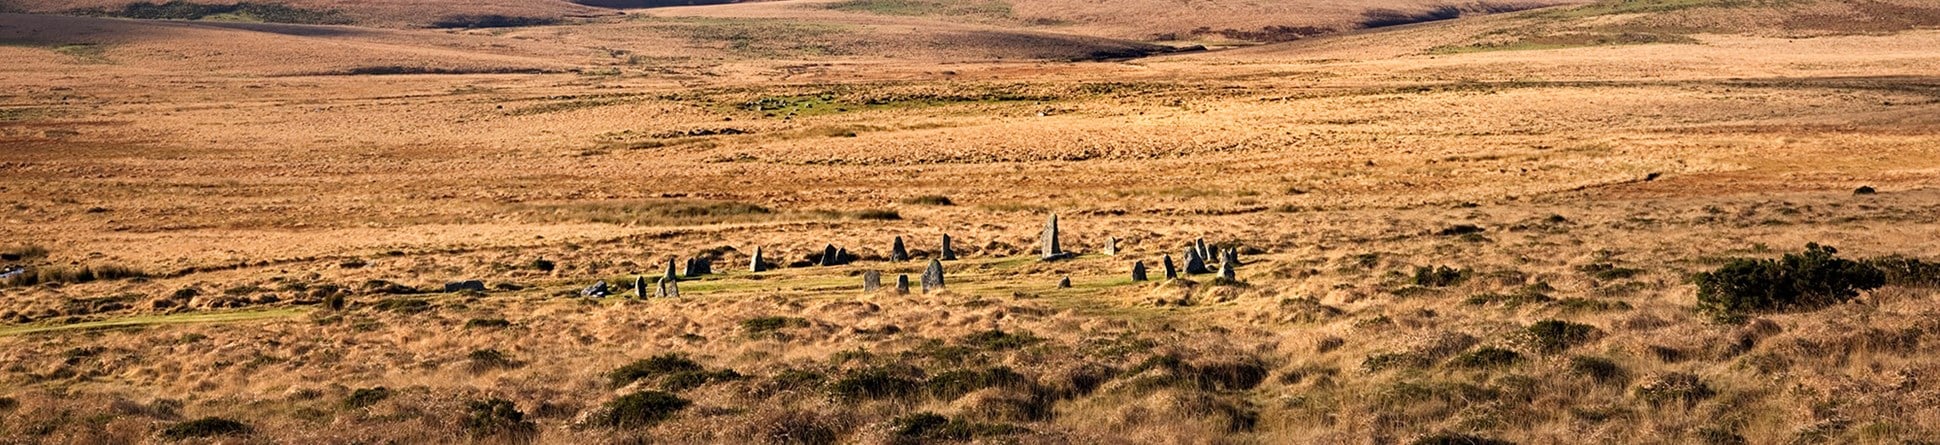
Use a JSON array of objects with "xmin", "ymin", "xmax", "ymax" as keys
[{"xmin": 581, "ymin": 280, "xmax": 610, "ymax": 298}]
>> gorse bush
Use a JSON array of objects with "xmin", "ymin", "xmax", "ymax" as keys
[
  {"xmin": 1695, "ymin": 244, "xmax": 1884, "ymax": 322},
  {"xmin": 595, "ymin": 391, "xmax": 689, "ymax": 429},
  {"xmin": 462, "ymin": 398, "xmax": 536, "ymax": 439},
  {"xmin": 1523, "ymin": 320, "xmax": 1600, "ymax": 354},
  {"xmin": 609, "ymin": 354, "xmax": 703, "ymax": 387}
]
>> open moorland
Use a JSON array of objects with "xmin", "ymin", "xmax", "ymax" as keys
[{"xmin": 2, "ymin": 0, "xmax": 1940, "ymax": 443}]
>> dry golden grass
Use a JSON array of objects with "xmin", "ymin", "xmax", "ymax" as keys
[{"xmin": 3, "ymin": 0, "xmax": 1940, "ymax": 443}]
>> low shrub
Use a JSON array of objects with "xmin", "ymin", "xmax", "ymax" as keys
[
  {"xmin": 1523, "ymin": 320, "xmax": 1600, "ymax": 354},
  {"xmin": 830, "ymin": 364, "xmax": 925, "ymax": 401},
  {"xmin": 1449, "ymin": 347, "xmax": 1520, "ymax": 369},
  {"xmin": 1412, "ymin": 266, "xmax": 1467, "ymax": 287},
  {"xmin": 2, "ymin": 264, "xmax": 147, "ymax": 287},
  {"xmin": 462, "ymin": 398, "xmax": 537, "ymax": 440},
  {"xmin": 609, "ymin": 354, "xmax": 703, "ymax": 387},
  {"xmin": 343, "ymin": 387, "xmax": 391, "ymax": 409},
  {"xmin": 464, "ymin": 318, "xmax": 512, "ymax": 329},
  {"xmin": 1865, "ymin": 255, "xmax": 1940, "ymax": 288},
  {"xmin": 742, "ymin": 316, "xmax": 809, "ymax": 339},
  {"xmin": 926, "ymin": 366, "xmax": 1028, "ymax": 400},
  {"xmin": 960, "ymin": 329, "xmax": 1042, "ymax": 350},
  {"xmin": 594, "ymin": 391, "xmax": 690, "ymax": 429},
  {"xmin": 160, "ymin": 417, "xmax": 249, "ymax": 440},
  {"xmin": 1635, "ymin": 372, "xmax": 1713, "ymax": 407},
  {"xmin": 1695, "ymin": 244, "xmax": 1884, "ymax": 321},
  {"xmin": 1411, "ymin": 432, "xmax": 1516, "ymax": 445},
  {"xmin": 1568, "ymin": 356, "xmax": 1629, "ymax": 384},
  {"xmin": 904, "ymin": 195, "xmax": 955, "ymax": 206}
]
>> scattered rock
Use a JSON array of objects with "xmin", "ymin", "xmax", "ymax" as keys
[
  {"xmin": 443, "ymin": 280, "xmax": 486, "ymax": 293},
  {"xmin": 581, "ymin": 281, "xmax": 610, "ymax": 298}
]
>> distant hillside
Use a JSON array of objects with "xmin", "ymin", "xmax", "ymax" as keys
[{"xmin": 5, "ymin": 0, "xmax": 618, "ymax": 28}]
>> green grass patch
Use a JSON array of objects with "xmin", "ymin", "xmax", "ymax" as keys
[
  {"xmin": 1429, "ymin": 32, "xmax": 1698, "ymax": 54},
  {"xmin": 826, "ymin": 0, "xmax": 1012, "ymax": 20},
  {"xmin": 69, "ymin": 1, "xmax": 352, "ymax": 24},
  {"xmin": 0, "ymin": 307, "xmax": 307, "ymax": 337}
]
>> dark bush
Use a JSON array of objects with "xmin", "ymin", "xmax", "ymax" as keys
[
  {"xmin": 160, "ymin": 417, "xmax": 250, "ymax": 440},
  {"xmin": 1437, "ymin": 224, "xmax": 1485, "ymax": 236},
  {"xmin": 1411, "ymin": 432, "xmax": 1516, "ymax": 445},
  {"xmin": 1865, "ymin": 255, "xmax": 1940, "ymax": 288},
  {"xmin": 595, "ymin": 391, "xmax": 690, "ymax": 429},
  {"xmin": 343, "ymin": 386, "xmax": 391, "ymax": 409},
  {"xmin": 830, "ymin": 364, "xmax": 925, "ymax": 401},
  {"xmin": 3, "ymin": 264, "xmax": 148, "ymax": 287},
  {"xmin": 531, "ymin": 258, "xmax": 556, "ymax": 272},
  {"xmin": 660, "ymin": 369, "xmax": 743, "ymax": 391},
  {"xmin": 1577, "ymin": 263, "xmax": 1643, "ymax": 280},
  {"xmin": 609, "ymin": 354, "xmax": 704, "ymax": 387},
  {"xmin": 1695, "ymin": 244, "xmax": 1885, "ymax": 321},
  {"xmin": 467, "ymin": 349, "xmax": 519, "ymax": 372},
  {"xmin": 1568, "ymin": 356, "xmax": 1629, "ymax": 384},
  {"xmin": 1449, "ymin": 347, "xmax": 1520, "ymax": 369},
  {"xmin": 369, "ymin": 298, "xmax": 430, "ymax": 314},
  {"xmin": 1523, "ymin": 320, "xmax": 1600, "ymax": 354},
  {"xmin": 853, "ymin": 209, "xmax": 903, "ymax": 220},
  {"xmin": 462, "ymin": 398, "xmax": 537, "ymax": 439},
  {"xmin": 889, "ymin": 412, "xmax": 1025, "ymax": 444},
  {"xmin": 430, "ymin": 14, "xmax": 559, "ymax": 28},
  {"xmin": 742, "ymin": 316, "xmax": 809, "ymax": 339},
  {"xmin": 960, "ymin": 329, "xmax": 1042, "ymax": 350},
  {"xmin": 926, "ymin": 366, "xmax": 1028, "ymax": 400},
  {"xmin": 904, "ymin": 195, "xmax": 955, "ymax": 206},
  {"xmin": 465, "ymin": 318, "xmax": 512, "ymax": 329},
  {"xmin": 1413, "ymin": 265, "xmax": 1467, "ymax": 287},
  {"xmin": 1635, "ymin": 372, "xmax": 1713, "ymax": 407},
  {"xmin": 76, "ymin": 1, "xmax": 351, "ymax": 24}
]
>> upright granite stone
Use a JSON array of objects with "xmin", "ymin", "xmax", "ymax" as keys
[
  {"xmin": 1163, "ymin": 255, "xmax": 1178, "ymax": 280},
  {"xmin": 1041, "ymin": 214, "xmax": 1074, "ymax": 260},
  {"xmin": 633, "ymin": 276, "xmax": 647, "ymax": 299},
  {"xmin": 820, "ymin": 244, "xmax": 840, "ymax": 267},
  {"xmin": 1131, "ymin": 261, "xmax": 1148, "ymax": 282},
  {"xmin": 1223, "ymin": 247, "xmax": 1240, "ymax": 267},
  {"xmin": 1195, "ymin": 238, "xmax": 1210, "ymax": 263},
  {"xmin": 655, "ymin": 277, "xmax": 680, "ymax": 298},
  {"xmin": 683, "ymin": 257, "xmax": 711, "ymax": 278},
  {"xmin": 1058, "ymin": 276, "xmax": 1071, "ymax": 288},
  {"xmin": 1103, "ymin": 237, "xmax": 1118, "ymax": 256},
  {"xmin": 1185, "ymin": 248, "xmax": 1210, "ymax": 275},
  {"xmin": 581, "ymin": 280, "xmax": 610, "ymax": 298},
  {"xmin": 895, "ymin": 274, "xmax": 911, "ymax": 294},
  {"xmin": 890, "ymin": 237, "xmax": 909, "ymax": 262},
  {"xmin": 863, "ymin": 270, "xmax": 882, "ymax": 292},
  {"xmin": 940, "ymin": 234, "xmax": 957, "ymax": 261},
  {"xmin": 921, "ymin": 259, "xmax": 945, "ymax": 293},
  {"xmin": 664, "ymin": 258, "xmax": 679, "ymax": 282},
  {"xmin": 1219, "ymin": 252, "xmax": 1238, "ymax": 281},
  {"xmin": 750, "ymin": 246, "xmax": 767, "ymax": 272}
]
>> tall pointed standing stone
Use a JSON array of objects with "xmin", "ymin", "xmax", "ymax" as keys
[
  {"xmin": 656, "ymin": 277, "xmax": 679, "ymax": 298},
  {"xmin": 1195, "ymin": 238, "xmax": 1210, "ymax": 263},
  {"xmin": 1185, "ymin": 248, "xmax": 1210, "ymax": 274},
  {"xmin": 1163, "ymin": 255, "xmax": 1178, "ymax": 280},
  {"xmin": 1131, "ymin": 261, "xmax": 1148, "ymax": 281},
  {"xmin": 1104, "ymin": 237, "xmax": 1118, "ymax": 256},
  {"xmin": 1219, "ymin": 252, "xmax": 1239, "ymax": 281},
  {"xmin": 1041, "ymin": 214, "xmax": 1062, "ymax": 259},
  {"xmin": 895, "ymin": 274, "xmax": 911, "ymax": 294},
  {"xmin": 750, "ymin": 246, "xmax": 766, "ymax": 272},
  {"xmin": 863, "ymin": 271, "xmax": 882, "ymax": 292},
  {"xmin": 664, "ymin": 258, "xmax": 679, "ymax": 282},
  {"xmin": 890, "ymin": 237, "xmax": 909, "ymax": 262},
  {"xmin": 1223, "ymin": 247, "xmax": 1239, "ymax": 267},
  {"xmin": 1058, "ymin": 276, "xmax": 1071, "ymax": 288},
  {"xmin": 921, "ymin": 259, "xmax": 945, "ymax": 293},
  {"xmin": 634, "ymin": 276, "xmax": 648, "ymax": 299},
  {"xmin": 940, "ymin": 234, "xmax": 957, "ymax": 261}
]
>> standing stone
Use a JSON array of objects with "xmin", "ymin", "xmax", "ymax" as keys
[
  {"xmin": 1223, "ymin": 247, "xmax": 1240, "ymax": 267},
  {"xmin": 837, "ymin": 248, "xmax": 851, "ymax": 265},
  {"xmin": 940, "ymin": 234, "xmax": 957, "ymax": 261},
  {"xmin": 751, "ymin": 246, "xmax": 767, "ymax": 272},
  {"xmin": 581, "ymin": 280, "xmax": 610, "ymax": 298},
  {"xmin": 1131, "ymin": 261, "xmax": 1148, "ymax": 281},
  {"xmin": 655, "ymin": 276, "xmax": 680, "ymax": 298},
  {"xmin": 633, "ymin": 276, "xmax": 648, "ymax": 299},
  {"xmin": 1041, "ymin": 214, "xmax": 1070, "ymax": 260},
  {"xmin": 1103, "ymin": 237, "xmax": 1118, "ymax": 256},
  {"xmin": 1185, "ymin": 248, "xmax": 1210, "ymax": 274},
  {"xmin": 820, "ymin": 244, "xmax": 840, "ymax": 267},
  {"xmin": 863, "ymin": 270, "xmax": 882, "ymax": 292},
  {"xmin": 890, "ymin": 237, "xmax": 909, "ymax": 262},
  {"xmin": 921, "ymin": 259, "xmax": 945, "ymax": 293},
  {"xmin": 1162, "ymin": 255, "xmax": 1178, "ymax": 280},
  {"xmin": 1058, "ymin": 276, "xmax": 1071, "ymax": 288},
  {"xmin": 895, "ymin": 274, "xmax": 911, "ymax": 294},
  {"xmin": 1219, "ymin": 252, "xmax": 1239, "ymax": 281},
  {"xmin": 664, "ymin": 258, "xmax": 679, "ymax": 282},
  {"xmin": 1195, "ymin": 238, "xmax": 1210, "ymax": 263},
  {"xmin": 683, "ymin": 257, "xmax": 711, "ymax": 278}
]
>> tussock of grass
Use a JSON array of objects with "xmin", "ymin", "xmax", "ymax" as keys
[{"xmin": 3, "ymin": 264, "xmax": 148, "ymax": 288}]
